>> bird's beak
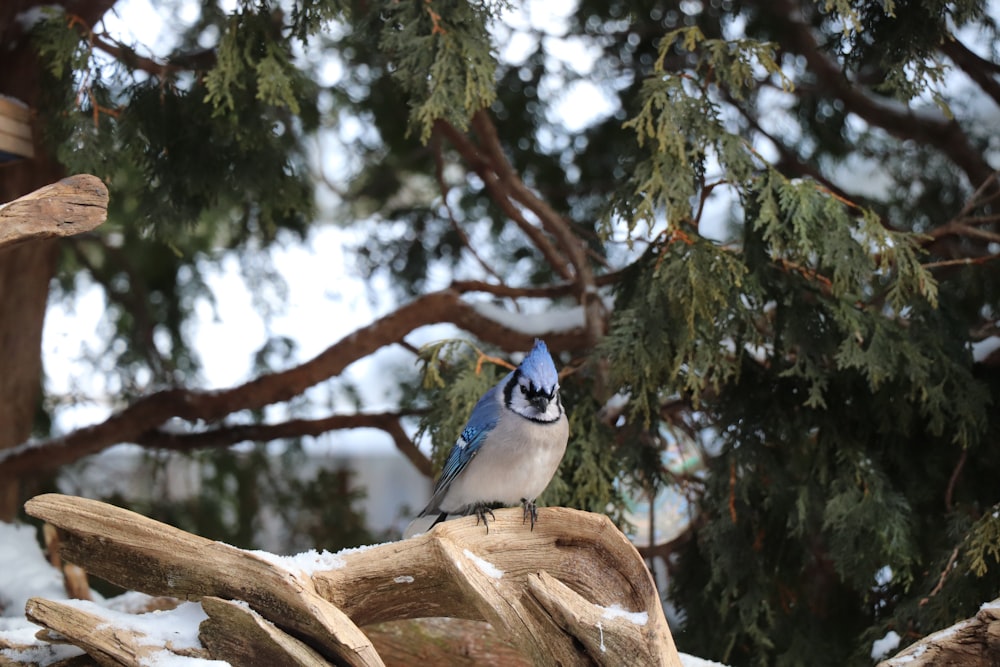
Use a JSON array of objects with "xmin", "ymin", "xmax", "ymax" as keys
[{"xmin": 530, "ymin": 396, "xmax": 550, "ymax": 413}]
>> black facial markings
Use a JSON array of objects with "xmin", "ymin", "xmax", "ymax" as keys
[{"xmin": 503, "ymin": 368, "xmax": 522, "ymax": 407}]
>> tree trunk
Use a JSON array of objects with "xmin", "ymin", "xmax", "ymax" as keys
[{"xmin": 0, "ymin": 0, "xmax": 114, "ymax": 519}]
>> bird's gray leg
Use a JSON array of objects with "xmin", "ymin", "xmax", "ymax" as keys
[
  {"xmin": 521, "ymin": 498, "xmax": 538, "ymax": 530},
  {"xmin": 472, "ymin": 503, "xmax": 496, "ymax": 534}
]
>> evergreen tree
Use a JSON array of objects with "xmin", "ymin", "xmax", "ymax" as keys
[{"xmin": 0, "ymin": 0, "xmax": 998, "ymax": 663}]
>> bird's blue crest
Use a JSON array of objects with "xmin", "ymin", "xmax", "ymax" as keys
[{"xmin": 518, "ymin": 339, "xmax": 559, "ymax": 389}]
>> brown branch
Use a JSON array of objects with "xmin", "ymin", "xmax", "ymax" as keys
[
  {"xmin": 919, "ymin": 545, "xmax": 960, "ymax": 606},
  {"xmin": 431, "ymin": 136, "xmax": 504, "ymax": 284},
  {"xmin": 91, "ymin": 33, "xmax": 175, "ymax": 77},
  {"xmin": 136, "ymin": 412, "xmax": 433, "ymax": 478},
  {"xmin": 468, "ymin": 111, "xmax": 609, "ymax": 361},
  {"xmin": 0, "ymin": 175, "xmax": 108, "ymax": 250},
  {"xmin": 944, "ymin": 448, "xmax": 968, "ymax": 513},
  {"xmin": 0, "ymin": 289, "xmax": 588, "ymax": 477},
  {"xmin": 450, "ymin": 268, "xmax": 626, "ymax": 300},
  {"xmin": 433, "ymin": 120, "xmax": 575, "ymax": 281},
  {"xmin": 926, "ymin": 172, "xmax": 1000, "ymax": 243},
  {"xmin": 939, "ymin": 39, "xmax": 1000, "ymax": 108},
  {"xmin": 923, "ymin": 254, "xmax": 1000, "ymax": 270},
  {"xmin": 449, "ymin": 279, "xmax": 576, "ymax": 299}
]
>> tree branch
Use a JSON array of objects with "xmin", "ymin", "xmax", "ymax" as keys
[
  {"xmin": 469, "ymin": 111, "xmax": 608, "ymax": 350},
  {"xmin": 763, "ymin": 0, "xmax": 995, "ymax": 187},
  {"xmin": 433, "ymin": 120, "xmax": 575, "ymax": 281},
  {"xmin": 0, "ymin": 289, "xmax": 589, "ymax": 477},
  {"xmin": 135, "ymin": 411, "xmax": 433, "ymax": 478},
  {"xmin": 939, "ymin": 39, "xmax": 1000, "ymax": 108}
]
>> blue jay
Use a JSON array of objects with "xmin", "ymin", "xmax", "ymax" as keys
[{"xmin": 405, "ymin": 339, "xmax": 569, "ymax": 537}]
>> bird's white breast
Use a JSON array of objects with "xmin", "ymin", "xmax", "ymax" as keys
[{"xmin": 438, "ymin": 410, "xmax": 569, "ymax": 513}]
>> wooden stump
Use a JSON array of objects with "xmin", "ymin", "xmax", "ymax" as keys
[{"xmin": 19, "ymin": 493, "xmax": 683, "ymax": 666}]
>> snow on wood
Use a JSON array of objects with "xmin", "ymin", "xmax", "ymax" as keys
[{"xmin": 15, "ymin": 493, "xmax": 684, "ymax": 666}]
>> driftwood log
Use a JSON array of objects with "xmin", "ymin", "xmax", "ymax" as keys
[
  {"xmin": 21, "ymin": 493, "xmax": 682, "ymax": 666},
  {"xmin": 0, "ymin": 174, "xmax": 108, "ymax": 250},
  {"xmin": 879, "ymin": 599, "xmax": 1000, "ymax": 666}
]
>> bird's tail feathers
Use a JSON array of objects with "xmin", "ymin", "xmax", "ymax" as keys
[{"xmin": 402, "ymin": 511, "xmax": 447, "ymax": 539}]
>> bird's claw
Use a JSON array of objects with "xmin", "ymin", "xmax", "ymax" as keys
[
  {"xmin": 521, "ymin": 498, "xmax": 538, "ymax": 530},
  {"xmin": 473, "ymin": 503, "xmax": 496, "ymax": 534}
]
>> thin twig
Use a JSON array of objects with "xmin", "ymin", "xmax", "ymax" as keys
[
  {"xmin": 944, "ymin": 448, "xmax": 967, "ymax": 513},
  {"xmin": 431, "ymin": 136, "xmax": 505, "ymax": 284},
  {"xmin": 920, "ymin": 545, "xmax": 960, "ymax": 606}
]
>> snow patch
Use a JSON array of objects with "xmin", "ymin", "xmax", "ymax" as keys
[
  {"xmin": 471, "ymin": 300, "xmax": 586, "ymax": 335},
  {"xmin": 393, "ymin": 575, "xmax": 415, "ymax": 584},
  {"xmin": 871, "ymin": 629, "xmax": 901, "ymax": 660},
  {"xmin": 0, "ymin": 524, "xmax": 66, "ymax": 618},
  {"xmin": 678, "ymin": 653, "xmax": 732, "ymax": 667},
  {"xmin": 462, "ymin": 549, "xmax": 503, "ymax": 579},
  {"xmin": 246, "ymin": 548, "xmax": 346, "ymax": 574},
  {"xmin": 972, "ymin": 336, "xmax": 1000, "ymax": 363},
  {"xmin": 599, "ymin": 603, "xmax": 648, "ymax": 626}
]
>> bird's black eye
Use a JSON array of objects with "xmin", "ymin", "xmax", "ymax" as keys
[{"xmin": 520, "ymin": 385, "xmax": 528, "ymax": 395}]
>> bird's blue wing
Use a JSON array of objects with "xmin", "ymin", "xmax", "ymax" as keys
[{"xmin": 420, "ymin": 382, "xmax": 504, "ymax": 515}]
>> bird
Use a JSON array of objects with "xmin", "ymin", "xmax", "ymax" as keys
[{"xmin": 404, "ymin": 339, "xmax": 569, "ymax": 538}]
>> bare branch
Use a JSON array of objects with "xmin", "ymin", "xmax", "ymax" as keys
[
  {"xmin": 469, "ymin": 112, "xmax": 608, "ymax": 350},
  {"xmin": 136, "ymin": 411, "xmax": 433, "ymax": 478},
  {"xmin": 433, "ymin": 120, "xmax": 576, "ymax": 281},
  {"xmin": 431, "ymin": 135, "xmax": 505, "ymax": 283},
  {"xmin": 940, "ymin": 39, "xmax": 1000, "ymax": 108},
  {"xmin": 0, "ymin": 289, "xmax": 588, "ymax": 476}
]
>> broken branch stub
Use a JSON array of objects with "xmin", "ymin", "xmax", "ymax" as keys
[
  {"xmin": 23, "ymin": 493, "xmax": 681, "ymax": 665},
  {"xmin": 0, "ymin": 175, "xmax": 108, "ymax": 250}
]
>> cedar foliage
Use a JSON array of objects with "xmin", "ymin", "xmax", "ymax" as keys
[{"xmin": 24, "ymin": 0, "xmax": 1000, "ymax": 664}]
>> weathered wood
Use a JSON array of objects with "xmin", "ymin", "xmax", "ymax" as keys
[
  {"xmin": 24, "ymin": 494, "xmax": 384, "ymax": 667},
  {"xmin": 24, "ymin": 493, "xmax": 682, "ymax": 667},
  {"xmin": 312, "ymin": 506, "xmax": 680, "ymax": 666},
  {"xmin": 365, "ymin": 618, "xmax": 530, "ymax": 666},
  {"xmin": 879, "ymin": 599, "xmax": 1000, "ymax": 666},
  {"xmin": 0, "ymin": 175, "xmax": 108, "ymax": 250},
  {"xmin": 199, "ymin": 596, "xmax": 330, "ymax": 667}
]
